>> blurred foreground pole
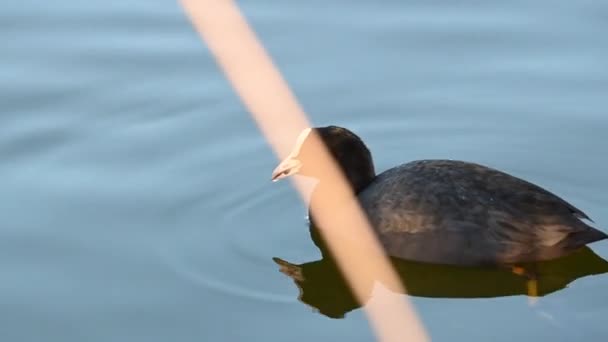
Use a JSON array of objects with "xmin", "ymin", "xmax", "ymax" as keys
[{"xmin": 180, "ymin": 1, "xmax": 428, "ymax": 341}]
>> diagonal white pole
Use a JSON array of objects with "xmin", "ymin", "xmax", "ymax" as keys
[{"xmin": 180, "ymin": 1, "xmax": 429, "ymax": 341}]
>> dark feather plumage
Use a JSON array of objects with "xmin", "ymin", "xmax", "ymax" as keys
[{"xmin": 358, "ymin": 160, "xmax": 606, "ymax": 265}]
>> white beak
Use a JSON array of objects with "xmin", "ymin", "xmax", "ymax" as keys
[
  {"xmin": 271, "ymin": 156, "xmax": 302, "ymax": 182},
  {"xmin": 271, "ymin": 128, "xmax": 312, "ymax": 182}
]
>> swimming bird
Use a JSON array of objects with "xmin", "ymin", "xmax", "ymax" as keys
[{"xmin": 271, "ymin": 125, "xmax": 607, "ymax": 266}]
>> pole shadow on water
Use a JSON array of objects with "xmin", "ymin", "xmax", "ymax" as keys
[{"xmin": 273, "ymin": 226, "xmax": 608, "ymax": 319}]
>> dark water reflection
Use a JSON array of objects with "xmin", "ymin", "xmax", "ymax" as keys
[{"xmin": 275, "ymin": 245, "xmax": 608, "ymax": 318}]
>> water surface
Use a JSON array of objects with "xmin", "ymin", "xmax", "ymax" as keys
[{"xmin": 2, "ymin": 1, "xmax": 608, "ymax": 341}]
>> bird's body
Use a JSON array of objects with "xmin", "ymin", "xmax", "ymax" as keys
[
  {"xmin": 272, "ymin": 126, "xmax": 606, "ymax": 266},
  {"xmin": 357, "ymin": 159, "xmax": 604, "ymax": 265}
]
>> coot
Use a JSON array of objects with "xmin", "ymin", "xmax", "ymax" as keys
[{"xmin": 271, "ymin": 126, "xmax": 607, "ymax": 266}]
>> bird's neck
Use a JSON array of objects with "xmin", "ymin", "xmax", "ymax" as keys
[
  {"xmin": 343, "ymin": 167, "xmax": 376, "ymax": 194},
  {"xmin": 313, "ymin": 167, "xmax": 375, "ymax": 197},
  {"xmin": 307, "ymin": 156, "xmax": 376, "ymax": 228},
  {"xmin": 308, "ymin": 168, "xmax": 375, "ymax": 215}
]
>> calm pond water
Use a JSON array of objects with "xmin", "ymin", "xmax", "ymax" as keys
[{"xmin": 2, "ymin": 1, "xmax": 608, "ymax": 341}]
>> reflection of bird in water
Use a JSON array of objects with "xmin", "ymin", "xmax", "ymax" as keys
[
  {"xmin": 272, "ymin": 126, "xmax": 607, "ymax": 265},
  {"xmin": 273, "ymin": 247, "xmax": 608, "ymax": 319}
]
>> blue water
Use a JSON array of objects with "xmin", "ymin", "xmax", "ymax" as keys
[{"xmin": 2, "ymin": 1, "xmax": 607, "ymax": 341}]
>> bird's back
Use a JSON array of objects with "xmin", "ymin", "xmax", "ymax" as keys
[{"xmin": 357, "ymin": 160, "xmax": 606, "ymax": 265}]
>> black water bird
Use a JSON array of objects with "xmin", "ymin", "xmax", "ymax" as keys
[{"xmin": 271, "ymin": 126, "xmax": 607, "ymax": 265}]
